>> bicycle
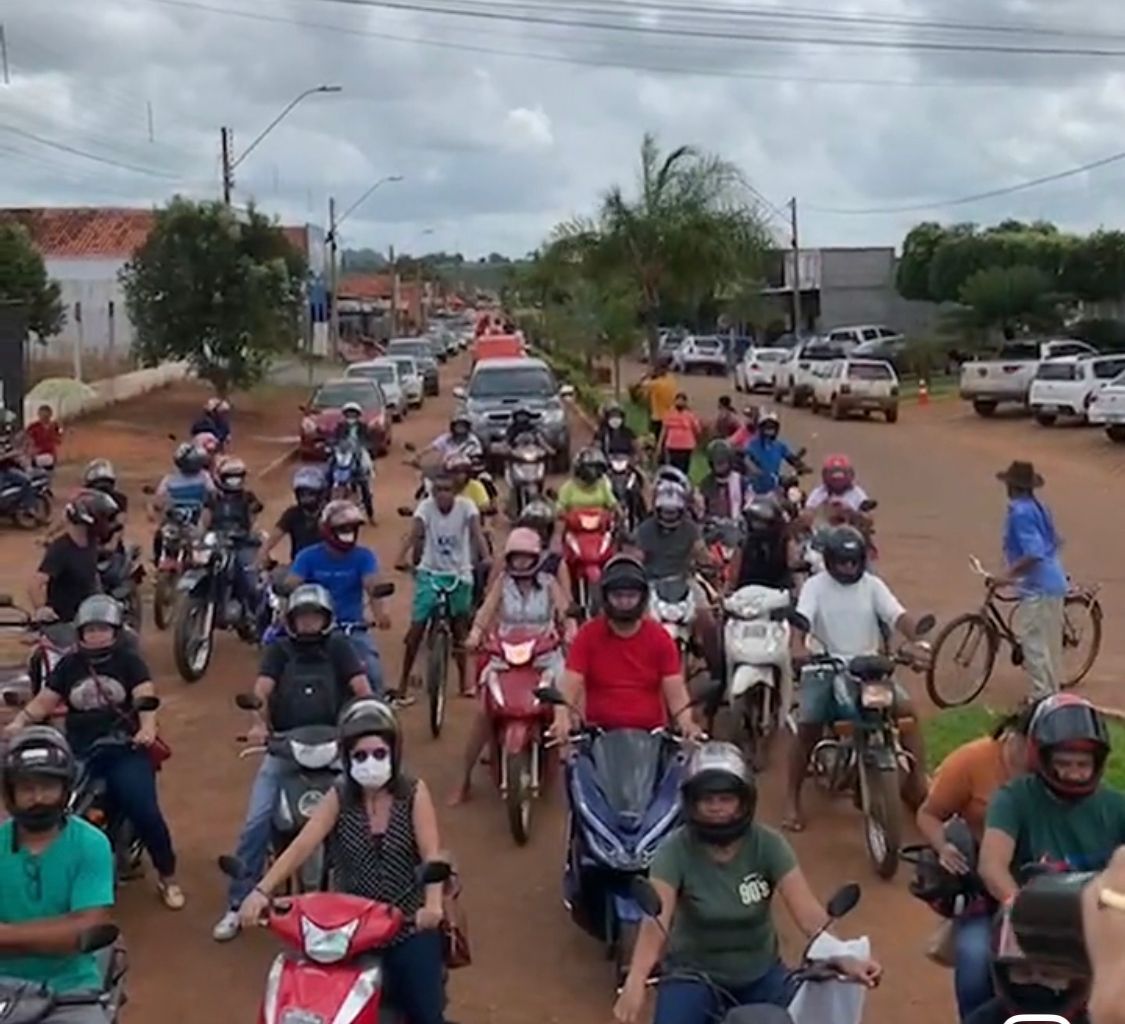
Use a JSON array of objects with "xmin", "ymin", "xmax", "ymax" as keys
[
  {"xmin": 925, "ymin": 555, "xmax": 1103, "ymax": 709},
  {"xmin": 421, "ymin": 573, "xmax": 464, "ymax": 739}
]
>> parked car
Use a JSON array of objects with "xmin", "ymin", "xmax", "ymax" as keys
[
  {"xmin": 852, "ymin": 334, "xmax": 910, "ymax": 370},
  {"xmin": 1087, "ymin": 369, "xmax": 1125, "ymax": 442},
  {"xmin": 1028, "ymin": 354, "xmax": 1125, "ymax": 426},
  {"xmin": 824, "ymin": 324, "xmax": 903, "ymax": 348},
  {"xmin": 299, "ymin": 378, "xmax": 391, "ymax": 460},
  {"xmin": 673, "ymin": 334, "xmax": 728, "ymax": 375},
  {"xmin": 735, "ymin": 347, "xmax": 789, "ymax": 393},
  {"xmin": 344, "ymin": 360, "xmax": 406, "ymax": 421},
  {"xmin": 386, "ymin": 337, "xmax": 440, "ymax": 395},
  {"xmin": 386, "ymin": 354, "xmax": 425, "ymax": 408},
  {"xmin": 809, "ymin": 358, "xmax": 899, "ymax": 422},
  {"xmin": 653, "ymin": 329, "xmax": 686, "ymax": 363},
  {"xmin": 958, "ymin": 338, "xmax": 1097, "ymax": 417},
  {"xmin": 773, "ymin": 341, "xmax": 850, "ymax": 407},
  {"xmin": 453, "ymin": 357, "xmax": 574, "ymax": 472}
]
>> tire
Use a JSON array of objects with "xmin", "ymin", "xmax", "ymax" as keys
[
  {"xmin": 504, "ymin": 748, "xmax": 534, "ymax": 846},
  {"xmin": 124, "ymin": 587, "xmax": 143, "ymax": 632},
  {"xmin": 1034, "ymin": 412, "xmax": 1058, "ymax": 426},
  {"xmin": 885, "ymin": 408, "xmax": 899, "ymax": 424},
  {"xmin": 926, "ymin": 612, "xmax": 998, "ymax": 708},
  {"xmin": 13, "ymin": 501, "xmax": 42, "ymax": 529},
  {"xmin": 972, "ymin": 400, "xmax": 997, "ymax": 417},
  {"xmin": 1107, "ymin": 425, "xmax": 1125, "ymax": 443},
  {"xmin": 1060, "ymin": 595, "xmax": 1103, "ymax": 689},
  {"xmin": 831, "ymin": 397, "xmax": 846, "ymax": 421},
  {"xmin": 426, "ymin": 625, "xmax": 450, "ymax": 738},
  {"xmin": 792, "ymin": 389, "xmax": 807, "ymax": 409},
  {"xmin": 862, "ymin": 763, "xmax": 902, "ymax": 880},
  {"xmin": 173, "ymin": 595, "xmax": 214, "ymax": 682},
  {"xmin": 153, "ymin": 576, "xmax": 174, "ymax": 632}
]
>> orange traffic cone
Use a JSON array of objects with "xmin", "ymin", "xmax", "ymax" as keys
[{"xmin": 917, "ymin": 378, "xmax": 929, "ymax": 405}]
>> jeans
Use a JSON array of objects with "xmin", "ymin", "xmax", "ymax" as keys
[
  {"xmin": 344, "ymin": 628, "xmax": 384, "ymax": 696},
  {"xmin": 383, "ymin": 930, "xmax": 446, "ymax": 1024},
  {"xmin": 226, "ymin": 754, "xmax": 285, "ymax": 908},
  {"xmin": 231, "ymin": 547, "xmax": 262, "ymax": 620},
  {"xmin": 954, "ymin": 915, "xmax": 995, "ymax": 1022},
  {"xmin": 90, "ymin": 746, "xmax": 176, "ymax": 876},
  {"xmin": 653, "ymin": 959, "xmax": 796, "ymax": 1024},
  {"xmin": 1014, "ymin": 594, "xmax": 1065, "ymax": 698},
  {"xmin": 664, "ymin": 449, "xmax": 694, "ymax": 474}
]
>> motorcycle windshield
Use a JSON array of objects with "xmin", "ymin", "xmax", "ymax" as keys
[
  {"xmin": 653, "ymin": 577, "xmax": 690, "ymax": 603},
  {"xmin": 589, "ymin": 730, "xmax": 665, "ymax": 826}
]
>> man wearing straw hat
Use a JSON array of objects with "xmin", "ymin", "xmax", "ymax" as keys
[{"xmin": 990, "ymin": 460, "xmax": 1068, "ymax": 698}]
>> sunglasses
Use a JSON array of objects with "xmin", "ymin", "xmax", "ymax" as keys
[{"xmin": 351, "ymin": 747, "xmax": 391, "ymax": 763}]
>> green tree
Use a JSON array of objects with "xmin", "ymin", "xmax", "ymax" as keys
[
  {"xmin": 895, "ymin": 221, "xmax": 949, "ymax": 301},
  {"xmin": 949, "ymin": 264, "xmax": 1064, "ymax": 339},
  {"xmin": 0, "ymin": 222, "xmax": 65, "ymax": 339},
  {"xmin": 121, "ymin": 199, "xmax": 306, "ymax": 393}
]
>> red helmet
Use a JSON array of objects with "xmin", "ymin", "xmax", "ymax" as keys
[
  {"xmin": 822, "ymin": 453, "xmax": 855, "ymax": 493},
  {"xmin": 1027, "ymin": 693, "xmax": 1109, "ymax": 799},
  {"xmin": 320, "ymin": 499, "xmax": 364, "ymax": 551}
]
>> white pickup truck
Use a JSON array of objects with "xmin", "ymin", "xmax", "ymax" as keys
[{"xmin": 959, "ymin": 338, "xmax": 1097, "ymax": 417}]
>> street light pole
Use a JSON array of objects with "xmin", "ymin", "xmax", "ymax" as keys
[{"xmin": 789, "ymin": 196, "xmax": 802, "ymax": 334}]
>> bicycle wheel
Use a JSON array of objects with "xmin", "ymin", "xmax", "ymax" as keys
[
  {"xmin": 426, "ymin": 624, "xmax": 450, "ymax": 739},
  {"xmin": 1061, "ymin": 595, "xmax": 1103, "ymax": 690},
  {"xmin": 926, "ymin": 612, "xmax": 999, "ymax": 708}
]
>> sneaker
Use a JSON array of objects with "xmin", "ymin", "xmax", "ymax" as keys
[
  {"xmin": 212, "ymin": 909, "xmax": 241, "ymax": 941},
  {"xmin": 157, "ymin": 879, "xmax": 186, "ymax": 911}
]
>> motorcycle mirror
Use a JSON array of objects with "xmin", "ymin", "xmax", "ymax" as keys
[
  {"xmin": 76, "ymin": 924, "xmax": 120, "ymax": 954},
  {"xmin": 825, "ymin": 882, "xmax": 861, "ymax": 920},
  {"xmin": 2, "ymin": 689, "xmax": 27, "ymax": 708},
  {"xmin": 217, "ymin": 854, "xmax": 249, "ymax": 879},
  {"xmin": 0, "ymin": 593, "xmax": 12, "ymax": 608},
  {"xmin": 787, "ymin": 609, "xmax": 811, "ymax": 632},
  {"xmin": 403, "ymin": 441, "xmax": 417, "ymax": 453},
  {"xmin": 533, "ymin": 684, "xmax": 566, "ymax": 706},
  {"xmin": 234, "ymin": 693, "xmax": 263, "ymax": 712},
  {"xmin": 370, "ymin": 581, "xmax": 396, "ymax": 600},
  {"xmin": 859, "ymin": 499, "xmax": 878, "ymax": 513},
  {"xmin": 397, "ymin": 506, "xmax": 414, "ymax": 518},
  {"xmin": 417, "ymin": 860, "xmax": 453, "ymax": 886},
  {"xmin": 915, "ymin": 613, "xmax": 936, "ymax": 637},
  {"xmin": 629, "ymin": 876, "xmax": 663, "ymax": 919},
  {"xmin": 133, "ymin": 696, "xmax": 161, "ymax": 713}
]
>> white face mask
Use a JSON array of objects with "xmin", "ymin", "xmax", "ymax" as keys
[
  {"xmin": 350, "ymin": 757, "xmax": 392, "ymax": 790},
  {"xmin": 607, "ymin": 416, "xmax": 624, "ymax": 429},
  {"xmin": 336, "ymin": 528, "xmax": 358, "ymax": 545}
]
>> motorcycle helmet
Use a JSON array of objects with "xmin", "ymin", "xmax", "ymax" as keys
[
  {"xmin": 173, "ymin": 441, "xmax": 206, "ymax": 475},
  {"xmin": 822, "ymin": 525, "xmax": 867, "ymax": 585},
  {"xmin": 504, "ymin": 526, "xmax": 542, "ymax": 579},
  {"xmin": 655, "ymin": 465, "xmax": 692, "ymax": 494},
  {"xmin": 511, "ymin": 406, "xmax": 533, "ymax": 432},
  {"xmin": 443, "ymin": 451, "xmax": 473, "ymax": 483},
  {"xmin": 293, "ymin": 466, "xmax": 327, "ymax": 511},
  {"xmin": 194, "ymin": 431, "xmax": 220, "ymax": 464},
  {"xmin": 758, "ymin": 409, "xmax": 780, "ymax": 441},
  {"xmin": 518, "ymin": 499, "xmax": 556, "ymax": 548},
  {"xmin": 74, "ymin": 594, "xmax": 125, "ymax": 661},
  {"xmin": 65, "ymin": 489, "xmax": 120, "ymax": 542},
  {"xmin": 320, "ymin": 499, "xmax": 364, "ymax": 551},
  {"xmin": 573, "ymin": 447, "xmax": 608, "ymax": 486},
  {"xmin": 204, "ymin": 397, "xmax": 222, "ymax": 413},
  {"xmin": 706, "ymin": 439, "xmax": 734, "ymax": 479},
  {"xmin": 599, "ymin": 554, "xmax": 649, "ymax": 624},
  {"xmin": 681, "ymin": 741, "xmax": 757, "ymax": 846},
  {"xmin": 1027, "ymin": 693, "xmax": 1109, "ymax": 800},
  {"xmin": 285, "ymin": 583, "xmax": 335, "ymax": 641},
  {"xmin": 341, "ymin": 401, "xmax": 363, "ymax": 422},
  {"xmin": 822, "ymin": 454, "xmax": 855, "ymax": 495},
  {"xmin": 744, "ymin": 496, "xmax": 782, "ymax": 535},
  {"xmin": 450, "ymin": 413, "xmax": 472, "ymax": 440},
  {"xmin": 83, "ymin": 458, "xmax": 117, "ymax": 495},
  {"xmin": 215, "ymin": 455, "xmax": 247, "ymax": 493},
  {"xmin": 603, "ymin": 402, "xmax": 626, "ymax": 431},
  {"xmin": 338, "ymin": 697, "xmax": 402, "ymax": 783},
  {"xmin": 2, "ymin": 725, "xmax": 76, "ymax": 833},
  {"xmin": 653, "ymin": 479, "xmax": 688, "ymax": 529}
]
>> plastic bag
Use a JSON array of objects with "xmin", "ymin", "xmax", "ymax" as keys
[{"xmin": 788, "ymin": 933, "xmax": 870, "ymax": 1024}]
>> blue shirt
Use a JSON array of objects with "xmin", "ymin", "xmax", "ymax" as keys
[
  {"xmin": 1002, "ymin": 496, "xmax": 1068, "ymax": 598},
  {"xmin": 292, "ymin": 542, "xmax": 378, "ymax": 625},
  {"xmin": 744, "ymin": 436, "xmax": 792, "ymax": 494},
  {"xmin": 157, "ymin": 470, "xmax": 214, "ymax": 512}
]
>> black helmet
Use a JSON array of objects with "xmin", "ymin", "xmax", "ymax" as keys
[
  {"xmin": 284, "ymin": 583, "xmax": 335, "ymax": 641},
  {"xmin": 2, "ymin": 726, "xmax": 76, "ymax": 833},
  {"xmin": 518, "ymin": 499, "xmax": 556, "ymax": 545},
  {"xmin": 822, "ymin": 525, "xmax": 867, "ymax": 585},
  {"xmin": 1028, "ymin": 694, "xmax": 1109, "ymax": 800},
  {"xmin": 706, "ymin": 439, "xmax": 734, "ymax": 477},
  {"xmin": 573, "ymin": 447, "xmax": 608, "ymax": 485},
  {"xmin": 173, "ymin": 441, "xmax": 206, "ymax": 475},
  {"xmin": 744, "ymin": 496, "xmax": 782, "ymax": 534},
  {"xmin": 512, "ymin": 406, "xmax": 532, "ymax": 426},
  {"xmin": 681, "ymin": 742, "xmax": 756, "ymax": 846},
  {"xmin": 65, "ymin": 489, "xmax": 120, "ymax": 541},
  {"xmin": 338, "ymin": 697, "xmax": 402, "ymax": 781},
  {"xmin": 83, "ymin": 458, "xmax": 117, "ymax": 494},
  {"xmin": 599, "ymin": 554, "xmax": 649, "ymax": 624},
  {"xmin": 293, "ymin": 466, "xmax": 327, "ymax": 510},
  {"xmin": 603, "ymin": 402, "xmax": 625, "ymax": 425},
  {"xmin": 450, "ymin": 413, "xmax": 472, "ymax": 437}
]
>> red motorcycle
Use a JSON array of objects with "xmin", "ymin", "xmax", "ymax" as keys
[
  {"xmin": 480, "ymin": 624, "xmax": 559, "ymax": 845},
  {"xmin": 229, "ymin": 858, "xmax": 451, "ymax": 1024},
  {"xmin": 562, "ymin": 507, "xmax": 616, "ymax": 618}
]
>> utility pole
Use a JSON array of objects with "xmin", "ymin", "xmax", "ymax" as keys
[
  {"xmin": 0, "ymin": 24, "xmax": 9, "ymax": 86},
  {"xmin": 789, "ymin": 197, "xmax": 802, "ymax": 334},
  {"xmin": 389, "ymin": 245, "xmax": 399, "ymax": 338},
  {"xmin": 221, "ymin": 127, "xmax": 234, "ymax": 205},
  {"xmin": 416, "ymin": 261, "xmax": 424, "ymax": 333},
  {"xmin": 328, "ymin": 196, "xmax": 340, "ymax": 356},
  {"xmin": 146, "ymin": 101, "xmax": 154, "ymax": 142}
]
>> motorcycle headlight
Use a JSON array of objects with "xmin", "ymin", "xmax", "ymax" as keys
[
  {"xmin": 860, "ymin": 682, "xmax": 895, "ymax": 708},
  {"xmin": 202, "ymin": 531, "xmax": 219, "ymax": 547},
  {"xmin": 300, "ymin": 916, "xmax": 359, "ymax": 964},
  {"xmin": 542, "ymin": 406, "xmax": 564, "ymax": 423},
  {"xmin": 301, "ymin": 416, "xmax": 319, "ymax": 437},
  {"xmin": 289, "ymin": 740, "xmax": 339, "ymax": 770},
  {"xmin": 501, "ymin": 640, "xmax": 536, "ymax": 666},
  {"xmin": 609, "ymin": 457, "xmax": 629, "ymax": 473}
]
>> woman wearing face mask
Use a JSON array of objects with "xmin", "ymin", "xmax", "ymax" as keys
[
  {"xmin": 595, "ymin": 403, "xmax": 638, "ymax": 459},
  {"xmin": 238, "ymin": 698, "xmax": 449, "ymax": 1024}
]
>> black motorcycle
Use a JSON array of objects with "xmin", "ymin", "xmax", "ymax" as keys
[
  {"xmin": 99, "ymin": 543, "xmax": 145, "ymax": 631},
  {"xmin": 0, "ymin": 463, "xmax": 52, "ymax": 529},
  {"xmin": 607, "ymin": 453, "xmax": 646, "ymax": 532}
]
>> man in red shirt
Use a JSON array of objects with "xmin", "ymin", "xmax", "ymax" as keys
[
  {"xmin": 550, "ymin": 555, "xmax": 701, "ymax": 739},
  {"xmin": 24, "ymin": 404, "xmax": 62, "ymax": 465}
]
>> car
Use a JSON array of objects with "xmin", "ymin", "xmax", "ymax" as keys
[
  {"xmin": 654, "ymin": 331, "xmax": 685, "ymax": 364},
  {"xmin": 809, "ymin": 357, "xmax": 899, "ymax": 423},
  {"xmin": 1087, "ymin": 368, "xmax": 1125, "ymax": 442},
  {"xmin": 299, "ymin": 378, "xmax": 391, "ymax": 460},
  {"xmin": 735, "ymin": 347, "xmax": 790, "ymax": 393},
  {"xmin": 344, "ymin": 359, "xmax": 406, "ymax": 421},
  {"xmin": 385, "ymin": 354, "xmax": 425, "ymax": 408},
  {"xmin": 673, "ymin": 334, "xmax": 728, "ymax": 375},
  {"xmin": 425, "ymin": 328, "xmax": 455, "ymax": 362},
  {"xmin": 773, "ymin": 340, "xmax": 849, "ymax": 407},
  {"xmin": 824, "ymin": 324, "xmax": 904, "ymax": 348},
  {"xmin": 453, "ymin": 357, "xmax": 574, "ymax": 473},
  {"xmin": 1028, "ymin": 354, "xmax": 1125, "ymax": 426},
  {"xmin": 386, "ymin": 337, "xmax": 440, "ymax": 395},
  {"xmin": 852, "ymin": 334, "xmax": 910, "ymax": 370}
]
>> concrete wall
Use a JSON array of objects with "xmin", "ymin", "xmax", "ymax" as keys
[
  {"xmin": 818, "ymin": 247, "xmax": 939, "ymax": 339},
  {"xmin": 38, "ymin": 256, "xmax": 134, "ymax": 363},
  {"xmin": 25, "ymin": 361, "xmax": 191, "ymax": 423}
]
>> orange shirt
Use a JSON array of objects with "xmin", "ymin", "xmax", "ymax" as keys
[
  {"xmin": 661, "ymin": 409, "xmax": 702, "ymax": 452},
  {"xmin": 926, "ymin": 736, "xmax": 1008, "ymax": 837}
]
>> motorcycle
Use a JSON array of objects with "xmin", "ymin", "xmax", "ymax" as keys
[
  {"xmin": 235, "ymin": 692, "xmax": 341, "ymax": 892},
  {"xmin": 0, "ymin": 593, "xmax": 36, "ymax": 707},
  {"xmin": 607, "ymin": 453, "xmax": 645, "ymax": 532},
  {"xmin": 649, "ymin": 575, "xmax": 697, "ymax": 655},
  {"xmin": 151, "ymin": 503, "xmax": 199, "ymax": 631},
  {"xmin": 703, "ymin": 516, "xmax": 744, "ymax": 591},
  {"xmin": 479, "ymin": 624, "xmax": 560, "ymax": 845},
  {"xmin": 0, "ymin": 461, "xmax": 52, "ymax": 529},
  {"xmin": 222, "ymin": 855, "xmax": 453, "ymax": 1024},
  {"xmin": 329, "ymin": 439, "xmax": 366, "ymax": 504},
  {"xmin": 98, "ymin": 543, "xmax": 146, "ymax": 631},
  {"xmin": 720, "ymin": 585, "xmax": 795, "ymax": 771},
  {"xmin": 562, "ymin": 507, "xmax": 616, "ymax": 620},
  {"xmin": 506, "ymin": 439, "xmax": 547, "ymax": 518},
  {"xmin": 801, "ymin": 613, "xmax": 934, "ymax": 879}
]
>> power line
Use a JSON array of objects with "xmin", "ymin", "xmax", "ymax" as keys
[
  {"xmin": 0, "ymin": 121, "xmax": 178, "ymax": 177},
  {"xmin": 808, "ymin": 148, "xmax": 1125, "ymax": 215}
]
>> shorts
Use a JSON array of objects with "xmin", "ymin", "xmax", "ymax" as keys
[
  {"xmin": 796, "ymin": 664, "xmax": 910, "ymax": 726},
  {"xmin": 411, "ymin": 570, "xmax": 474, "ymax": 624}
]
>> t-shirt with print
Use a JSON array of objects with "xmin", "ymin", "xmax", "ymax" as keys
[
  {"xmin": 276, "ymin": 504, "xmax": 321, "ymax": 561},
  {"xmin": 38, "ymin": 535, "xmax": 100, "ymax": 623},
  {"xmin": 415, "ymin": 496, "xmax": 478, "ymax": 578},
  {"xmin": 292, "ymin": 543, "xmax": 379, "ymax": 626},
  {"xmin": 47, "ymin": 645, "xmax": 152, "ymax": 757},
  {"xmin": 0, "ymin": 817, "xmax": 113, "ymax": 993},
  {"xmin": 986, "ymin": 773, "xmax": 1125, "ymax": 873},
  {"xmin": 557, "ymin": 477, "xmax": 617, "ymax": 513},
  {"xmin": 635, "ymin": 517, "xmax": 700, "ymax": 581},
  {"xmin": 652, "ymin": 823, "xmax": 797, "ymax": 986},
  {"xmin": 795, "ymin": 571, "xmax": 904, "ymax": 658},
  {"xmin": 926, "ymin": 736, "xmax": 1008, "ymax": 838}
]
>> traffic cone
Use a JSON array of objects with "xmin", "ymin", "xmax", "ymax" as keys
[{"xmin": 917, "ymin": 378, "xmax": 929, "ymax": 406}]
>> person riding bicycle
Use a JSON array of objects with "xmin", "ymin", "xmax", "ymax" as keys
[
  {"xmin": 212, "ymin": 584, "xmax": 371, "ymax": 942},
  {"xmin": 594, "ymin": 403, "xmax": 638, "ymax": 458},
  {"xmin": 331, "ymin": 402, "xmax": 376, "ymax": 522},
  {"xmin": 698, "ymin": 439, "xmax": 752, "ymax": 520},
  {"xmin": 149, "ymin": 442, "xmax": 214, "ymax": 563},
  {"xmin": 806, "ymin": 454, "xmax": 870, "ymax": 514},
  {"xmin": 784, "ymin": 525, "xmax": 930, "ymax": 833},
  {"xmin": 209, "ymin": 455, "xmax": 265, "ymax": 636},
  {"xmin": 445, "ymin": 451, "xmax": 493, "ymax": 515},
  {"xmin": 416, "ymin": 414, "xmax": 484, "ymax": 462},
  {"xmin": 259, "ymin": 466, "xmax": 327, "ymax": 568},
  {"xmin": 0, "ymin": 725, "xmax": 116, "ymax": 1022},
  {"xmin": 614, "ymin": 742, "xmax": 881, "ymax": 1024},
  {"xmin": 394, "ymin": 471, "xmax": 488, "ymax": 704},
  {"xmin": 743, "ymin": 410, "xmax": 808, "ymax": 496},
  {"xmin": 730, "ymin": 496, "xmax": 794, "ymax": 593},
  {"xmin": 288, "ymin": 500, "xmax": 392, "ymax": 695},
  {"xmin": 4, "ymin": 595, "xmax": 184, "ymax": 910}
]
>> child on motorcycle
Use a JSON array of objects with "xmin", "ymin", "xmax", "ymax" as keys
[{"xmin": 332, "ymin": 402, "xmax": 375, "ymax": 522}]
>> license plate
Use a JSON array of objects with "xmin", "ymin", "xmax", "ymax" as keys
[{"xmin": 1040, "ymin": 404, "xmax": 1058, "ymax": 413}]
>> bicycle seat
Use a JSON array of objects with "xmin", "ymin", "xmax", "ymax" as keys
[{"xmin": 847, "ymin": 654, "xmax": 893, "ymax": 681}]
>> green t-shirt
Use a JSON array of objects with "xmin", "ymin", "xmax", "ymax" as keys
[
  {"xmin": 0, "ymin": 817, "xmax": 114, "ymax": 992},
  {"xmin": 651, "ymin": 823, "xmax": 797, "ymax": 986},
  {"xmin": 556, "ymin": 477, "xmax": 617, "ymax": 513},
  {"xmin": 985, "ymin": 774, "xmax": 1125, "ymax": 872}
]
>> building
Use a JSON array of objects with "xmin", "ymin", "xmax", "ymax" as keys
[{"xmin": 337, "ymin": 272, "xmax": 437, "ymax": 343}]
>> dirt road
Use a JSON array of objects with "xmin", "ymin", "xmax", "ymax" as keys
[{"xmin": 8, "ymin": 361, "xmax": 1120, "ymax": 1024}]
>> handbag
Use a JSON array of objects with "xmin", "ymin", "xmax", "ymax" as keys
[
  {"xmin": 441, "ymin": 870, "xmax": 472, "ymax": 969},
  {"xmin": 87, "ymin": 659, "xmax": 172, "ymax": 772}
]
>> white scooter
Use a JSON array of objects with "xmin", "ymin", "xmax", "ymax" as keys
[
  {"xmin": 721, "ymin": 584, "xmax": 794, "ymax": 770},
  {"xmin": 650, "ymin": 575, "xmax": 697, "ymax": 655}
]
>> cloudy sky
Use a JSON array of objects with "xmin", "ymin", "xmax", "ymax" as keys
[{"xmin": 4, "ymin": 0, "xmax": 1125, "ymax": 258}]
